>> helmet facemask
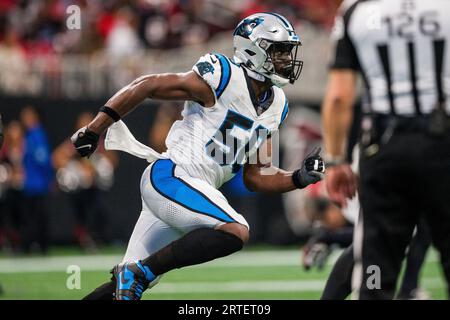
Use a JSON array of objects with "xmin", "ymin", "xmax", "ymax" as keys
[{"xmin": 259, "ymin": 40, "xmax": 303, "ymax": 86}]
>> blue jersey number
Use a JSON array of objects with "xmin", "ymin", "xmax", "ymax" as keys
[{"xmin": 205, "ymin": 110, "xmax": 269, "ymax": 173}]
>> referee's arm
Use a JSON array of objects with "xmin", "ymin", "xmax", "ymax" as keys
[
  {"xmin": 322, "ymin": 6, "xmax": 360, "ymax": 207},
  {"xmin": 322, "ymin": 70, "xmax": 358, "ymax": 207},
  {"xmin": 322, "ymin": 70, "xmax": 357, "ymax": 162}
]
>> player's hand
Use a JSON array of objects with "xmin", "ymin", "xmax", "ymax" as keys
[
  {"xmin": 325, "ymin": 163, "xmax": 357, "ymax": 208},
  {"xmin": 294, "ymin": 147, "xmax": 325, "ymax": 188},
  {"xmin": 71, "ymin": 126, "xmax": 100, "ymax": 158}
]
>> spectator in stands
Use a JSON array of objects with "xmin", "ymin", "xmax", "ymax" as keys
[
  {"xmin": 53, "ymin": 111, "xmax": 118, "ymax": 250},
  {"xmin": 0, "ymin": 120, "xmax": 25, "ymax": 253},
  {"xmin": 296, "ymin": 0, "xmax": 343, "ymax": 30},
  {"xmin": 106, "ymin": 6, "xmax": 143, "ymax": 58},
  {"xmin": 20, "ymin": 105, "xmax": 53, "ymax": 254},
  {"xmin": 1, "ymin": 0, "xmax": 339, "ymax": 54}
]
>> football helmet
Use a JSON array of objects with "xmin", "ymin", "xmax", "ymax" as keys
[{"xmin": 233, "ymin": 12, "xmax": 303, "ymax": 87}]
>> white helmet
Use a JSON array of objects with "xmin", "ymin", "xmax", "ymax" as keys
[{"xmin": 233, "ymin": 12, "xmax": 303, "ymax": 87}]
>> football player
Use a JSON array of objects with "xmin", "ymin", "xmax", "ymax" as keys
[{"xmin": 74, "ymin": 13, "xmax": 325, "ymax": 300}]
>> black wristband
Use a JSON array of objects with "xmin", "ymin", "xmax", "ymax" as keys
[
  {"xmin": 292, "ymin": 169, "xmax": 303, "ymax": 189},
  {"xmin": 99, "ymin": 106, "xmax": 121, "ymax": 122}
]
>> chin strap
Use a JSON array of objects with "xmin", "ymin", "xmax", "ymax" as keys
[{"xmin": 242, "ymin": 65, "xmax": 266, "ymax": 82}]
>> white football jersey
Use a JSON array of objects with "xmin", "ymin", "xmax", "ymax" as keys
[{"xmin": 163, "ymin": 53, "xmax": 289, "ymax": 189}]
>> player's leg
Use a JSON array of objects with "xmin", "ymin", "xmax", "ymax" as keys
[
  {"xmin": 321, "ymin": 244, "xmax": 354, "ymax": 300},
  {"xmin": 82, "ymin": 280, "xmax": 116, "ymax": 300},
  {"xmin": 144, "ymin": 159, "xmax": 249, "ymax": 260},
  {"xmin": 113, "ymin": 225, "xmax": 246, "ymax": 300},
  {"xmin": 83, "ymin": 198, "xmax": 182, "ymax": 300},
  {"xmin": 421, "ymin": 135, "xmax": 450, "ymax": 298},
  {"xmin": 322, "ymin": 222, "xmax": 431, "ymax": 300},
  {"xmin": 139, "ymin": 222, "xmax": 246, "ymax": 273},
  {"xmin": 113, "ymin": 159, "xmax": 249, "ymax": 300},
  {"xmin": 425, "ymin": 210, "xmax": 450, "ymax": 298},
  {"xmin": 397, "ymin": 219, "xmax": 431, "ymax": 299}
]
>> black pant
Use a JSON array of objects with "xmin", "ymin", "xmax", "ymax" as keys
[
  {"xmin": 321, "ymin": 245, "xmax": 354, "ymax": 300},
  {"xmin": 22, "ymin": 195, "xmax": 49, "ymax": 254},
  {"xmin": 355, "ymin": 130, "xmax": 450, "ymax": 299},
  {"xmin": 398, "ymin": 218, "xmax": 432, "ymax": 298},
  {"xmin": 321, "ymin": 220, "xmax": 431, "ymax": 300},
  {"xmin": 0, "ymin": 189, "xmax": 24, "ymax": 251}
]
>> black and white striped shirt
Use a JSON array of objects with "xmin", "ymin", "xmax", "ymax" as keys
[{"xmin": 330, "ymin": 0, "xmax": 449, "ymax": 116}]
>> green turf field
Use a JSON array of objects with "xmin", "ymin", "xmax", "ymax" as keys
[{"xmin": 0, "ymin": 247, "xmax": 447, "ymax": 300}]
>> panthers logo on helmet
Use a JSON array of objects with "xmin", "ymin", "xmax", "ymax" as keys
[
  {"xmin": 233, "ymin": 17, "xmax": 264, "ymax": 38},
  {"xmin": 196, "ymin": 61, "xmax": 215, "ymax": 76}
]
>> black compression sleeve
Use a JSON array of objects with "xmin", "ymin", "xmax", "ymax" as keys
[{"xmin": 142, "ymin": 228, "xmax": 244, "ymax": 275}]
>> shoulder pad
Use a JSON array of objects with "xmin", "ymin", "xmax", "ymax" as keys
[{"xmin": 192, "ymin": 53, "xmax": 232, "ymax": 99}]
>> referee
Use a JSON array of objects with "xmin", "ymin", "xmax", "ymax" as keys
[{"xmin": 322, "ymin": 0, "xmax": 450, "ymax": 299}]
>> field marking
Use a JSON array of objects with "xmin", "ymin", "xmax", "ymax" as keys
[
  {"xmin": 0, "ymin": 250, "xmax": 313, "ymax": 273},
  {"xmin": 147, "ymin": 277, "xmax": 445, "ymax": 294},
  {"xmin": 0, "ymin": 249, "xmax": 441, "ymax": 274},
  {"xmin": 0, "ymin": 249, "xmax": 444, "ymax": 297},
  {"xmin": 150, "ymin": 280, "xmax": 326, "ymax": 294}
]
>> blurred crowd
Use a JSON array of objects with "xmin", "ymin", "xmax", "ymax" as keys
[
  {"xmin": 0, "ymin": 0, "xmax": 341, "ymax": 56},
  {"xmin": 0, "ymin": 0, "xmax": 341, "ymax": 99},
  {"xmin": 0, "ymin": 107, "xmax": 118, "ymax": 254}
]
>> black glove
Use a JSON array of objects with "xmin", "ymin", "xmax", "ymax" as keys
[
  {"xmin": 71, "ymin": 126, "xmax": 100, "ymax": 157},
  {"xmin": 292, "ymin": 147, "xmax": 325, "ymax": 188}
]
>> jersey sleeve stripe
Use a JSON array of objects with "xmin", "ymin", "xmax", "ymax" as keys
[
  {"xmin": 214, "ymin": 53, "xmax": 232, "ymax": 99},
  {"xmin": 280, "ymin": 99, "xmax": 289, "ymax": 126}
]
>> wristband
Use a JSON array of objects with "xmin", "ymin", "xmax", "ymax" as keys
[{"xmin": 99, "ymin": 106, "xmax": 121, "ymax": 122}]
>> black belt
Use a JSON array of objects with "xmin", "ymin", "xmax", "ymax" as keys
[
  {"xmin": 369, "ymin": 113, "xmax": 450, "ymax": 134},
  {"xmin": 360, "ymin": 112, "xmax": 450, "ymax": 151}
]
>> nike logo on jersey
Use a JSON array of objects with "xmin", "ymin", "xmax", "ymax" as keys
[
  {"xmin": 210, "ymin": 56, "xmax": 217, "ymax": 64},
  {"xmin": 76, "ymin": 144, "xmax": 92, "ymax": 150}
]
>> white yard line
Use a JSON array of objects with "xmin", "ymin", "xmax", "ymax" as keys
[
  {"xmin": 150, "ymin": 280, "xmax": 327, "ymax": 294},
  {"xmin": 0, "ymin": 249, "xmax": 441, "ymax": 274},
  {"xmin": 0, "ymin": 250, "xmax": 308, "ymax": 273},
  {"xmin": 148, "ymin": 277, "xmax": 445, "ymax": 294}
]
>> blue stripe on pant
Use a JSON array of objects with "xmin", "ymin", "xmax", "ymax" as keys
[{"xmin": 150, "ymin": 159, "xmax": 236, "ymax": 223}]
